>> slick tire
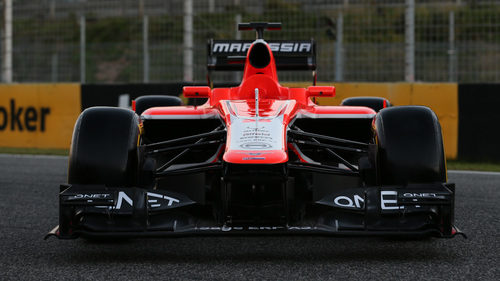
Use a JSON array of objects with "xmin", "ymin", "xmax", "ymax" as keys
[
  {"xmin": 135, "ymin": 95, "xmax": 183, "ymax": 115},
  {"xmin": 68, "ymin": 107, "xmax": 140, "ymax": 186},
  {"xmin": 341, "ymin": 97, "xmax": 391, "ymax": 112},
  {"xmin": 374, "ymin": 106, "xmax": 446, "ymax": 185}
]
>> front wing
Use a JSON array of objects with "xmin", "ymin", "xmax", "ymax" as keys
[{"xmin": 46, "ymin": 182, "xmax": 466, "ymax": 239}]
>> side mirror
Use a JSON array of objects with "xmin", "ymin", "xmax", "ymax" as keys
[
  {"xmin": 183, "ymin": 86, "xmax": 211, "ymax": 98},
  {"xmin": 306, "ymin": 86, "xmax": 335, "ymax": 97}
]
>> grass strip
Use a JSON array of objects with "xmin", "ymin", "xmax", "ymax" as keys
[
  {"xmin": 0, "ymin": 147, "xmax": 69, "ymax": 156},
  {"xmin": 446, "ymin": 160, "xmax": 500, "ymax": 172}
]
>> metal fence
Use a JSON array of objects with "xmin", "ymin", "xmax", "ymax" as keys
[{"xmin": 2, "ymin": 0, "xmax": 500, "ymax": 83}]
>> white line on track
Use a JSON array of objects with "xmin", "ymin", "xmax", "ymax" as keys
[{"xmin": 448, "ymin": 170, "xmax": 500, "ymax": 176}]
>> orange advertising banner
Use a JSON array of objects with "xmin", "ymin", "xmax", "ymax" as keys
[{"xmin": 0, "ymin": 84, "xmax": 81, "ymax": 149}]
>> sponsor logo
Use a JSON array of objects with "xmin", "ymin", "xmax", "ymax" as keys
[
  {"xmin": 240, "ymin": 142, "xmax": 272, "ymax": 149},
  {"xmin": 197, "ymin": 226, "xmax": 312, "ymax": 231},
  {"xmin": 212, "ymin": 42, "xmax": 312, "ymax": 54},
  {"xmin": 333, "ymin": 195, "xmax": 365, "ymax": 209},
  {"xmin": 332, "ymin": 191, "xmax": 423, "ymax": 210},
  {"xmin": 147, "ymin": 192, "xmax": 180, "ymax": 208},
  {"xmin": 235, "ymin": 151, "xmax": 272, "ymax": 155},
  {"xmin": 402, "ymin": 192, "xmax": 438, "ymax": 198},
  {"xmin": 380, "ymin": 191, "xmax": 404, "ymax": 210},
  {"xmin": 0, "ymin": 99, "xmax": 50, "ymax": 132},
  {"xmin": 213, "ymin": 43, "xmax": 253, "ymax": 53},
  {"xmin": 242, "ymin": 157, "xmax": 266, "ymax": 160},
  {"xmin": 68, "ymin": 193, "xmax": 111, "ymax": 200},
  {"xmin": 96, "ymin": 191, "xmax": 180, "ymax": 210},
  {"xmin": 115, "ymin": 191, "xmax": 133, "ymax": 209},
  {"xmin": 198, "ymin": 226, "xmax": 243, "ymax": 231}
]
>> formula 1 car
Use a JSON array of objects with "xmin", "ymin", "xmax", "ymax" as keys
[{"xmin": 47, "ymin": 23, "xmax": 464, "ymax": 239}]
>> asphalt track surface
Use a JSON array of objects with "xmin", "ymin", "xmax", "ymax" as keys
[{"xmin": 0, "ymin": 155, "xmax": 498, "ymax": 281}]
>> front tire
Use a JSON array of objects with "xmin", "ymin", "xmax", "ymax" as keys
[
  {"xmin": 374, "ymin": 106, "xmax": 446, "ymax": 185},
  {"xmin": 68, "ymin": 107, "xmax": 140, "ymax": 186}
]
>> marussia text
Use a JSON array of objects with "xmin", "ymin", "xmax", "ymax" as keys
[{"xmin": 213, "ymin": 42, "xmax": 312, "ymax": 53}]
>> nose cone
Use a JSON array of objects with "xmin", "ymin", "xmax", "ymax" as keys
[
  {"xmin": 223, "ymin": 150, "xmax": 288, "ymax": 164},
  {"xmin": 222, "ymin": 100, "xmax": 292, "ymax": 164}
]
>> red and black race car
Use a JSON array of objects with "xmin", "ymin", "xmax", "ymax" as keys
[{"xmin": 47, "ymin": 23, "xmax": 464, "ymax": 239}]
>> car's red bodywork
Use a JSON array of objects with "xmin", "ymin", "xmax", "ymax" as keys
[{"xmin": 143, "ymin": 41, "xmax": 375, "ymax": 164}]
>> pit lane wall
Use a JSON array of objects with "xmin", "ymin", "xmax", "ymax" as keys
[{"xmin": 0, "ymin": 82, "xmax": 497, "ymax": 161}]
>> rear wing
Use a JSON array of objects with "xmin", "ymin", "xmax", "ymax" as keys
[{"xmin": 207, "ymin": 39, "xmax": 316, "ymax": 71}]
